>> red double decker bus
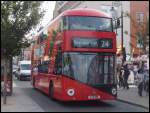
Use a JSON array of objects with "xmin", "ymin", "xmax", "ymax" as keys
[{"xmin": 31, "ymin": 8, "xmax": 117, "ymax": 101}]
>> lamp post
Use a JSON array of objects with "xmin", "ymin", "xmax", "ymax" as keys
[
  {"xmin": 110, "ymin": 6, "xmax": 118, "ymax": 34},
  {"xmin": 112, "ymin": 1, "xmax": 125, "ymax": 65},
  {"xmin": 121, "ymin": 2, "xmax": 125, "ymax": 65}
]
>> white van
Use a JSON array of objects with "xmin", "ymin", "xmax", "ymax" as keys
[{"xmin": 16, "ymin": 60, "xmax": 31, "ymax": 80}]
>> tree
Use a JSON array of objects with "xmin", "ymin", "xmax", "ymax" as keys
[
  {"xmin": 1, "ymin": 1, "xmax": 44, "ymax": 103},
  {"xmin": 1, "ymin": 1, "xmax": 44, "ymax": 57},
  {"xmin": 124, "ymin": 12, "xmax": 149, "ymax": 55}
]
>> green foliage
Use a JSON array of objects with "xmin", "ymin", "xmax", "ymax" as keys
[{"xmin": 1, "ymin": 1, "xmax": 45, "ymax": 57}]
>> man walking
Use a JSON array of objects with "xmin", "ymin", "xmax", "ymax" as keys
[
  {"xmin": 137, "ymin": 67, "xmax": 145, "ymax": 96},
  {"xmin": 118, "ymin": 67, "xmax": 124, "ymax": 88},
  {"xmin": 123, "ymin": 64, "xmax": 130, "ymax": 89}
]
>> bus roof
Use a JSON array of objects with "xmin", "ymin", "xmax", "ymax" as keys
[
  {"xmin": 62, "ymin": 8, "xmax": 111, "ymax": 18},
  {"xmin": 36, "ymin": 8, "xmax": 111, "ymax": 36}
]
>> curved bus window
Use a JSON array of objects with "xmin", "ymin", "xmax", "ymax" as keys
[
  {"xmin": 38, "ymin": 61, "xmax": 49, "ymax": 73},
  {"xmin": 55, "ymin": 47, "xmax": 62, "ymax": 75},
  {"xmin": 63, "ymin": 16, "xmax": 69, "ymax": 30},
  {"xmin": 63, "ymin": 16, "xmax": 113, "ymax": 32},
  {"xmin": 62, "ymin": 52, "xmax": 116, "ymax": 86}
]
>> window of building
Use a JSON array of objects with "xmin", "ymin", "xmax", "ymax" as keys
[
  {"xmin": 136, "ymin": 32, "xmax": 143, "ymax": 48},
  {"xmin": 136, "ymin": 12, "xmax": 144, "ymax": 24}
]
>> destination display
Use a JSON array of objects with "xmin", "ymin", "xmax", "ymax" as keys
[{"xmin": 72, "ymin": 38, "xmax": 112, "ymax": 49}]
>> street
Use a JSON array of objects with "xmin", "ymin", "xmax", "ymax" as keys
[
  {"xmin": 11, "ymin": 78, "xmax": 148, "ymax": 112},
  {"xmin": 1, "ymin": 1, "xmax": 149, "ymax": 112}
]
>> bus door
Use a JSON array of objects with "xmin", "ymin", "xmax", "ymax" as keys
[
  {"xmin": 38, "ymin": 61, "xmax": 49, "ymax": 92},
  {"xmin": 53, "ymin": 47, "xmax": 63, "ymax": 95}
]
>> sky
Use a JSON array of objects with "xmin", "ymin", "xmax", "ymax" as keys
[
  {"xmin": 40, "ymin": 1, "xmax": 56, "ymax": 27},
  {"xmin": 27, "ymin": 1, "xmax": 56, "ymax": 38}
]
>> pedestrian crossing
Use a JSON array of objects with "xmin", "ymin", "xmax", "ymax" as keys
[
  {"xmin": 117, "ymin": 84, "xmax": 137, "ymax": 90},
  {"xmin": 13, "ymin": 82, "xmax": 17, "ymax": 87},
  {"xmin": 129, "ymin": 84, "xmax": 137, "ymax": 88}
]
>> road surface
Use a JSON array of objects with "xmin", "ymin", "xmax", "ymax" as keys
[{"xmin": 12, "ymin": 78, "xmax": 148, "ymax": 112}]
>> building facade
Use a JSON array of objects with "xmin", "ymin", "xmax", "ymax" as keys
[{"xmin": 130, "ymin": 1, "xmax": 149, "ymax": 56}]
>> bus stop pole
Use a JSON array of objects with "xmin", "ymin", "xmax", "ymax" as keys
[{"xmin": 121, "ymin": 2, "xmax": 124, "ymax": 66}]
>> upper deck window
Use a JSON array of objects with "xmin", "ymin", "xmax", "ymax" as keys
[{"xmin": 63, "ymin": 16, "xmax": 113, "ymax": 32}]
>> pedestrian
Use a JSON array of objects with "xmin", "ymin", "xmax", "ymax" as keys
[
  {"xmin": 116, "ymin": 65, "xmax": 120, "ymax": 85},
  {"xmin": 144, "ymin": 74, "xmax": 149, "ymax": 95},
  {"xmin": 143, "ymin": 69, "xmax": 149, "ymax": 95},
  {"xmin": 123, "ymin": 64, "xmax": 130, "ymax": 89},
  {"xmin": 145, "ymin": 78, "xmax": 149, "ymax": 95},
  {"xmin": 133, "ymin": 64, "xmax": 138, "ymax": 78},
  {"xmin": 137, "ymin": 67, "xmax": 145, "ymax": 96},
  {"xmin": 118, "ymin": 67, "xmax": 124, "ymax": 88}
]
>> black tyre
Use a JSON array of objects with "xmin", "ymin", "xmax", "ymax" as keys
[
  {"xmin": 49, "ymin": 83, "xmax": 54, "ymax": 99},
  {"xmin": 33, "ymin": 78, "xmax": 36, "ymax": 88}
]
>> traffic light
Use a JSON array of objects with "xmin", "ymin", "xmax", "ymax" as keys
[{"xmin": 117, "ymin": 18, "xmax": 120, "ymax": 27}]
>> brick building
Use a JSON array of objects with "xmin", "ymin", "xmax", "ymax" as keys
[{"xmin": 130, "ymin": 1, "xmax": 149, "ymax": 56}]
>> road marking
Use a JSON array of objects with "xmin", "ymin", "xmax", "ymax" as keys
[
  {"xmin": 13, "ymin": 82, "xmax": 17, "ymax": 87},
  {"xmin": 129, "ymin": 85, "xmax": 137, "ymax": 88},
  {"xmin": 117, "ymin": 85, "xmax": 137, "ymax": 90}
]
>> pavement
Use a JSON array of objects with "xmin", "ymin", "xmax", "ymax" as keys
[
  {"xmin": 1, "ymin": 82, "xmax": 149, "ymax": 112},
  {"xmin": 1, "ymin": 85, "xmax": 44, "ymax": 112},
  {"xmin": 117, "ymin": 85, "xmax": 149, "ymax": 109}
]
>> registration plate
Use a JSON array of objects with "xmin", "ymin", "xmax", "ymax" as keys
[{"xmin": 88, "ymin": 95, "xmax": 101, "ymax": 99}]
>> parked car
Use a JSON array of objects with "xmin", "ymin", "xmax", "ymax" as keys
[{"xmin": 15, "ymin": 61, "xmax": 31, "ymax": 81}]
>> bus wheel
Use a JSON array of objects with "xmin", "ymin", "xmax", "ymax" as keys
[
  {"xmin": 49, "ymin": 83, "xmax": 54, "ymax": 99},
  {"xmin": 33, "ymin": 78, "xmax": 36, "ymax": 88}
]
